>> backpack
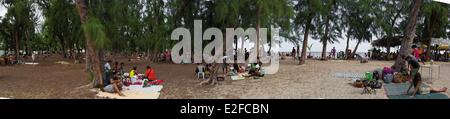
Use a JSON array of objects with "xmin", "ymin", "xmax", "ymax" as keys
[
  {"xmin": 383, "ymin": 74, "xmax": 394, "ymax": 83},
  {"xmin": 373, "ymin": 71, "xmax": 380, "ymax": 80},
  {"xmin": 370, "ymin": 81, "xmax": 383, "ymax": 89}
]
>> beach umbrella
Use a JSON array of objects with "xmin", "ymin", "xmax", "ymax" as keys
[{"xmin": 436, "ymin": 45, "xmax": 449, "ymax": 50}]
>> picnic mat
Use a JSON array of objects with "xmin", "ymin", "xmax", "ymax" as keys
[
  {"xmin": 384, "ymin": 83, "xmax": 448, "ymax": 99},
  {"xmin": 96, "ymin": 85, "xmax": 163, "ymax": 99}
]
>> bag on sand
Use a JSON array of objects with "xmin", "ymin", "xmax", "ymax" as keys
[
  {"xmin": 394, "ymin": 72, "xmax": 408, "ymax": 83},
  {"xmin": 383, "ymin": 67, "xmax": 394, "ymax": 75},
  {"xmin": 383, "ymin": 74, "xmax": 394, "ymax": 83},
  {"xmin": 370, "ymin": 81, "xmax": 382, "ymax": 89},
  {"xmin": 353, "ymin": 80, "xmax": 364, "ymax": 88},
  {"xmin": 373, "ymin": 71, "xmax": 380, "ymax": 80}
]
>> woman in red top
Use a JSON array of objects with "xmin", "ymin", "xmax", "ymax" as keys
[
  {"xmin": 412, "ymin": 45, "xmax": 420, "ymax": 59},
  {"xmin": 145, "ymin": 65, "xmax": 157, "ymax": 80}
]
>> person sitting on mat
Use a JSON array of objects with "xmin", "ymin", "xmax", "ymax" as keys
[
  {"xmin": 407, "ymin": 73, "xmax": 447, "ymax": 98},
  {"xmin": 104, "ymin": 76, "xmax": 125, "ymax": 96},
  {"xmin": 129, "ymin": 66, "xmax": 138, "ymax": 78},
  {"xmin": 144, "ymin": 65, "xmax": 157, "ymax": 80}
]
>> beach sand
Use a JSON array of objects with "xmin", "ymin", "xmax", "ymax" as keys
[
  {"xmin": 1, "ymin": 55, "xmax": 449, "ymax": 99},
  {"xmin": 159, "ymin": 58, "xmax": 450, "ymax": 99}
]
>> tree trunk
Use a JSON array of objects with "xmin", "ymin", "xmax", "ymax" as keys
[
  {"xmin": 15, "ymin": 31, "xmax": 20, "ymax": 61},
  {"xmin": 352, "ymin": 39, "xmax": 362, "ymax": 58},
  {"xmin": 345, "ymin": 31, "xmax": 350, "ymax": 60},
  {"xmin": 86, "ymin": 44, "xmax": 91, "ymax": 71},
  {"xmin": 393, "ymin": 0, "xmax": 422, "ymax": 71},
  {"xmin": 299, "ymin": 14, "xmax": 313, "ymax": 65},
  {"xmin": 321, "ymin": 18, "xmax": 331, "ymax": 60},
  {"xmin": 57, "ymin": 35, "xmax": 67, "ymax": 58},
  {"xmin": 25, "ymin": 31, "xmax": 31, "ymax": 56},
  {"xmin": 296, "ymin": 45, "xmax": 300, "ymax": 59},
  {"xmin": 424, "ymin": 10, "xmax": 438, "ymax": 61},
  {"xmin": 386, "ymin": 45, "xmax": 391, "ymax": 60},
  {"xmin": 75, "ymin": 0, "xmax": 104, "ymax": 88},
  {"xmin": 256, "ymin": 6, "xmax": 261, "ymax": 60},
  {"xmin": 321, "ymin": 0, "xmax": 333, "ymax": 60}
]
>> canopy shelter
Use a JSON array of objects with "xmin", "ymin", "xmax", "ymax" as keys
[{"xmin": 372, "ymin": 36, "xmax": 419, "ymax": 48}]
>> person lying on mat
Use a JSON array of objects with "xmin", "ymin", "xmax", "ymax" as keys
[
  {"xmin": 104, "ymin": 76, "xmax": 125, "ymax": 96},
  {"xmin": 145, "ymin": 65, "xmax": 157, "ymax": 80},
  {"xmin": 406, "ymin": 73, "xmax": 447, "ymax": 98}
]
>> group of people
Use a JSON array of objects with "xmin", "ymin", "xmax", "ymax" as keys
[
  {"xmin": 229, "ymin": 60, "xmax": 264, "ymax": 77},
  {"xmin": 102, "ymin": 60, "xmax": 159, "ymax": 96},
  {"xmin": 288, "ymin": 47, "xmax": 338, "ymax": 60}
]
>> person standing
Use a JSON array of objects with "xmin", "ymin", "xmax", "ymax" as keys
[
  {"xmin": 412, "ymin": 45, "xmax": 420, "ymax": 60},
  {"xmin": 292, "ymin": 47, "xmax": 296, "ymax": 60},
  {"xmin": 104, "ymin": 60, "xmax": 112, "ymax": 86},
  {"xmin": 331, "ymin": 47, "xmax": 336, "ymax": 59},
  {"xmin": 31, "ymin": 53, "xmax": 36, "ymax": 63}
]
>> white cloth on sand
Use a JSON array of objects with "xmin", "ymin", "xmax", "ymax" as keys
[{"xmin": 96, "ymin": 85, "xmax": 163, "ymax": 99}]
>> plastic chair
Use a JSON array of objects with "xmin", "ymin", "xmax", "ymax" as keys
[{"xmin": 197, "ymin": 66, "xmax": 205, "ymax": 79}]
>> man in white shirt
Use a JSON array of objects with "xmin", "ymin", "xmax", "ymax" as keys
[{"xmin": 104, "ymin": 60, "xmax": 112, "ymax": 86}]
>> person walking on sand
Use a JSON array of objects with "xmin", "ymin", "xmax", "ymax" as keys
[{"xmin": 292, "ymin": 47, "xmax": 296, "ymax": 60}]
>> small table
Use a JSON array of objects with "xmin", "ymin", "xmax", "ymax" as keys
[{"xmin": 420, "ymin": 65, "xmax": 440, "ymax": 84}]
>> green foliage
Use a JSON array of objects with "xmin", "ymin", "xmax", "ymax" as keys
[
  {"xmin": 0, "ymin": 0, "xmax": 449, "ymax": 60},
  {"xmin": 421, "ymin": 1, "xmax": 449, "ymax": 39},
  {"xmin": 82, "ymin": 17, "xmax": 110, "ymax": 49}
]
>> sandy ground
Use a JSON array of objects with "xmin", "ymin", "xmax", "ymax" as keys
[
  {"xmin": 1, "ymin": 56, "xmax": 449, "ymax": 99},
  {"xmin": 159, "ymin": 58, "xmax": 450, "ymax": 99}
]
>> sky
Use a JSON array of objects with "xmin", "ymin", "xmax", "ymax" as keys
[{"xmin": 0, "ymin": 5, "xmax": 5, "ymax": 17}]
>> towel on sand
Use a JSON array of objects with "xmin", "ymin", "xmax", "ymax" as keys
[
  {"xmin": 384, "ymin": 83, "xmax": 448, "ymax": 99},
  {"xmin": 24, "ymin": 62, "xmax": 38, "ymax": 65},
  {"xmin": 231, "ymin": 76, "xmax": 245, "ymax": 80},
  {"xmin": 96, "ymin": 85, "xmax": 163, "ymax": 99},
  {"xmin": 335, "ymin": 72, "xmax": 365, "ymax": 79}
]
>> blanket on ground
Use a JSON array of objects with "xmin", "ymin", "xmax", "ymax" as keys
[
  {"xmin": 384, "ymin": 83, "xmax": 448, "ymax": 99},
  {"xmin": 96, "ymin": 85, "xmax": 163, "ymax": 99}
]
